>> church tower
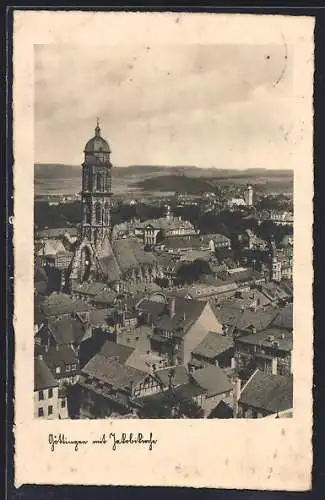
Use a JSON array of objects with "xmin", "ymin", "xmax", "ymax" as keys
[{"xmin": 81, "ymin": 119, "xmax": 112, "ymax": 247}]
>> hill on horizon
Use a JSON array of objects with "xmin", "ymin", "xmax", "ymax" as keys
[{"xmin": 34, "ymin": 163, "xmax": 293, "ymax": 196}]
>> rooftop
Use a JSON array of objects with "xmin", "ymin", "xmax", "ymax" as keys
[
  {"xmin": 112, "ymin": 239, "xmax": 157, "ymax": 273},
  {"xmin": 34, "ymin": 357, "xmax": 59, "ymax": 391},
  {"xmin": 272, "ymin": 303, "xmax": 293, "ymax": 330},
  {"xmin": 98, "ymin": 339, "xmax": 134, "ymax": 365},
  {"xmin": 154, "ymin": 365, "xmax": 189, "ymax": 388},
  {"xmin": 239, "ymin": 370, "xmax": 293, "ymax": 413},
  {"xmin": 192, "ymin": 365, "xmax": 233, "ymax": 396},
  {"xmin": 48, "ymin": 316, "xmax": 87, "ymax": 345},
  {"xmin": 42, "ymin": 293, "xmax": 94, "ymax": 316},
  {"xmin": 44, "ymin": 345, "xmax": 79, "ymax": 374},
  {"xmin": 193, "ymin": 332, "xmax": 234, "ymax": 359},
  {"xmin": 82, "ymin": 355, "xmax": 146, "ymax": 390},
  {"xmin": 236, "ymin": 327, "xmax": 293, "ymax": 352}
]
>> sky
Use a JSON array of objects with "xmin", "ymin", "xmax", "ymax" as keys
[{"xmin": 35, "ymin": 43, "xmax": 293, "ymax": 169}]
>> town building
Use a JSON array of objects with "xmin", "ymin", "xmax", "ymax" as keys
[
  {"xmin": 148, "ymin": 296, "xmax": 224, "ymax": 366},
  {"xmin": 190, "ymin": 331, "xmax": 234, "ymax": 370},
  {"xmin": 234, "ymin": 326, "xmax": 292, "ymax": 376},
  {"xmin": 237, "ymin": 370, "xmax": 293, "ymax": 418},
  {"xmin": 34, "ymin": 355, "xmax": 67, "ymax": 419}
]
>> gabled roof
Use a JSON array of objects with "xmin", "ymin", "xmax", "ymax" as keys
[
  {"xmin": 239, "ymin": 370, "xmax": 293, "ymax": 413},
  {"xmin": 48, "ymin": 317, "xmax": 86, "ymax": 345},
  {"xmin": 42, "ymin": 293, "xmax": 93, "ymax": 316},
  {"xmin": 193, "ymin": 332, "xmax": 234, "ymax": 359},
  {"xmin": 154, "ymin": 365, "xmax": 189, "ymax": 388},
  {"xmin": 71, "ymin": 281, "xmax": 108, "ymax": 296},
  {"xmin": 192, "ymin": 365, "xmax": 233, "ymax": 396},
  {"xmin": 99, "ymin": 254, "xmax": 122, "ymax": 282},
  {"xmin": 112, "ymin": 239, "xmax": 157, "ymax": 273},
  {"xmin": 34, "ymin": 357, "xmax": 59, "ymax": 391},
  {"xmin": 92, "ymin": 289, "xmax": 116, "ymax": 305},
  {"xmin": 82, "ymin": 355, "xmax": 146, "ymax": 390},
  {"xmin": 156, "ymin": 298, "xmax": 207, "ymax": 337},
  {"xmin": 136, "ymin": 299, "xmax": 167, "ymax": 318},
  {"xmin": 236, "ymin": 327, "xmax": 293, "ymax": 352},
  {"xmin": 98, "ymin": 340, "xmax": 134, "ymax": 364},
  {"xmin": 208, "ymin": 400, "xmax": 234, "ymax": 418},
  {"xmin": 214, "ymin": 302, "xmax": 279, "ymax": 333},
  {"xmin": 272, "ymin": 303, "xmax": 293, "ymax": 330},
  {"xmin": 44, "ymin": 345, "xmax": 79, "ymax": 373},
  {"xmin": 88, "ymin": 308, "xmax": 115, "ymax": 327}
]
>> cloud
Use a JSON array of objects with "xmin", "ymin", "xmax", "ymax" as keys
[{"xmin": 35, "ymin": 43, "xmax": 293, "ymax": 168}]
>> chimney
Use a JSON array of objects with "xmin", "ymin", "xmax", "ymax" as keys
[
  {"xmin": 170, "ymin": 297, "xmax": 176, "ymax": 318},
  {"xmin": 233, "ymin": 376, "xmax": 241, "ymax": 418}
]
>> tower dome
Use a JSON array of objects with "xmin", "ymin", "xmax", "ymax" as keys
[{"xmin": 84, "ymin": 119, "xmax": 111, "ymax": 154}]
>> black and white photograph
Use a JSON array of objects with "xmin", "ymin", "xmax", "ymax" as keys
[
  {"xmin": 13, "ymin": 10, "xmax": 314, "ymax": 490},
  {"xmin": 34, "ymin": 42, "xmax": 294, "ymax": 421}
]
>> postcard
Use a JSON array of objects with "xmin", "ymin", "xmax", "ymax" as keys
[{"xmin": 13, "ymin": 10, "xmax": 314, "ymax": 490}]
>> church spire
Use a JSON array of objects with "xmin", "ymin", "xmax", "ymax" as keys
[{"xmin": 95, "ymin": 117, "xmax": 101, "ymax": 137}]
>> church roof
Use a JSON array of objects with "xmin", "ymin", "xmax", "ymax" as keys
[
  {"xmin": 84, "ymin": 123, "xmax": 111, "ymax": 153},
  {"xmin": 112, "ymin": 239, "xmax": 157, "ymax": 272}
]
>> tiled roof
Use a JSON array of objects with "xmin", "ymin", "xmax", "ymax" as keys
[
  {"xmin": 72, "ymin": 281, "xmax": 108, "ymax": 296},
  {"xmin": 82, "ymin": 355, "xmax": 146, "ymax": 390},
  {"xmin": 44, "ymin": 345, "xmax": 79, "ymax": 375},
  {"xmin": 236, "ymin": 327, "xmax": 293, "ymax": 352},
  {"xmin": 193, "ymin": 332, "xmax": 234, "ymax": 359},
  {"xmin": 192, "ymin": 365, "xmax": 233, "ymax": 396},
  {"xmin": 92, "ymin": 290, "xmax": 117, "ymax": 305},
  {"xmin": 272, "ymin": 303, "xmax": 293, "ymax": 330},
  {"xmin": 116, "ymin": 325, "xmax": 152, "ymax": 352},
  {"xmin": 136, "ymin": 299, "xmax": 167, "ymax": 318},
  {"xmin": 42, "ymin": 293, "xmax": 93, "ymax": 316},
  {"xmin": 98, "ymin": 340, "xmax": 134, "ymax": 364},
  {"xmin": 174, "ymin": 382, "xmax": 206, "ymax": 399},
  {"xmin": 208, "ymin": 400, "xmax": 234, "ymax": 418},
  {"xmin": 112, "ymin": 239, "xmax": 157, "ymax": 273},
  {"xmin": 156, "ymin": 298, "xmax": 207, "ymax": 337},
  {"xmin": 214, "ymin": 302, "xmax": 279, "ymax": 333},
  {"xmin": 99, "ymin": 254, "xmax": 122, "ymax": 282},
  {"xmin": 239, "ymin": 370, "xmax": 293, "ymax": 413},
  {"xmin": 88, "ymin": 308, "xmax": 115, "ymax": 327},
  {"xmin": 154, "ymin": 365, "xmax": 189, "ymax": 388},
  {"xmin": 34, "ymin": 357, "xmax": 59, "ymax": 391},
  {"xmin": 48, "ymin": 317, "xmax": 86, "ymax": 345}
]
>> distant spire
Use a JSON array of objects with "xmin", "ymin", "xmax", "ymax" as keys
[{"xmin": 95, "ymin": 117, "xmax": 101, "ymax": 137}]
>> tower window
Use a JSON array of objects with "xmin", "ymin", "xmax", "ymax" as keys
[
  {"xmin": 95, "ymin": 203, "xmax": 102, "ymax": 224},
  {"xmin": 96, "ymin": 173, "xmax": 103, "ymax": 191}
]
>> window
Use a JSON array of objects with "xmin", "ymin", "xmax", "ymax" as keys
[
  {"xmin": 95, "ymin": 203, "xmax": 102, "ymax": 224},
  {"xmin": 38, "ymin": 390, "xmax": 44, "ymax": 401},
  {"xmin": 66, "ymin": 364, "xmax": 71, "ymax": 372},
  {"xmin": 38, "ymin": 407, "xmax": 44, "ymax": 417},
  {"xmin": 48, "ymin": 388, "xmax": 53, "ymax": 399},
  {"xmin": 71, "ymin": 364, "xmax": 77, "ymax": 371},
  {"xmin": 61, "ymin": 399, "xmax": 66, "ymax": 408},
  {"xmin": 48, "ymin": 405, "xmax": 53, "ymax": 416},
  {"xmin": 56, "ymin": 366, "xmax": 61, "ymax": 374}
]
